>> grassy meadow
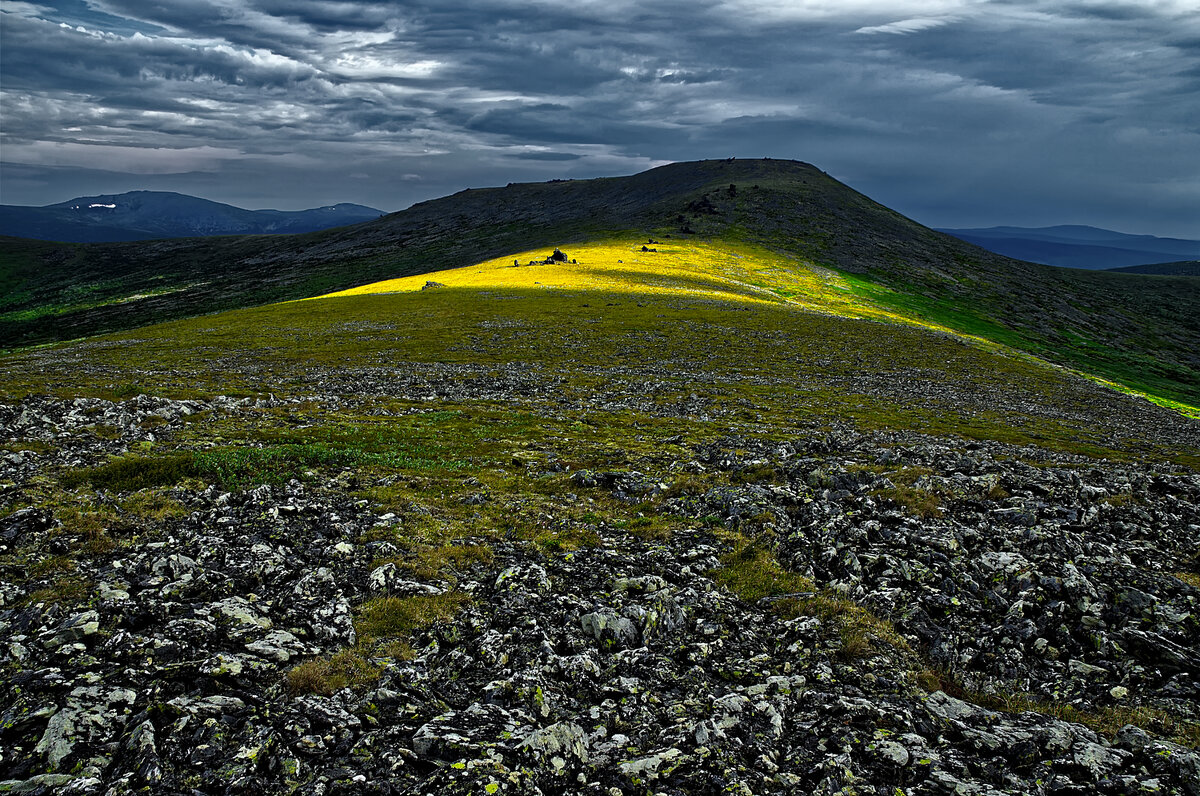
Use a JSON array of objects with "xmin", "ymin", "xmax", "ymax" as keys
[{"xmin": 2, "ymin": 237, "xmax": 1195, "ymax": 468}]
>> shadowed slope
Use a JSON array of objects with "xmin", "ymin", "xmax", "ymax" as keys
[{"xmin": 1108, "ymin": 261, "xmax": 1200, "ymax": 277}]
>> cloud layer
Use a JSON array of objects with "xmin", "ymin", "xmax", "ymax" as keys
[{"xmin": 2, "ymin": 0, "xmax": 1196, "ymax": 235}]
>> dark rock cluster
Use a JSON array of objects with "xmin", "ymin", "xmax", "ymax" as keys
[
  {"xmin": 682, "ymin": 435, "xmax": 1200, "ymax": 717},
  {"xmin": 515, "ymin": 248, "xmax": 573, "ymax": 267},
  {"xmin": 1, "ymin": 394, "xmax": 1198, "ymax": 794}
]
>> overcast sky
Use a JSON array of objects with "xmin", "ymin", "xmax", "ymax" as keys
[{"xmin": 1, "ymin": 0, "xmax": 1197, "ymax": 236}]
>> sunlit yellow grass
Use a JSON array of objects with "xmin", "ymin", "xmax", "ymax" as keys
[
  {"xmin": 320, "ymin": 239, "xmax": 965, "ymax": 334},
  {"xmin": 313, "ymin": 238, "xmax": 1198, "ymax": 418},
  {"xmin": 322, "ymin": 240, "xmax": 782, "ymax": 303}
]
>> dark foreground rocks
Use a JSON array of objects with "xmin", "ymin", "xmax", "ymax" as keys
[{"xmin": 1, "ymin": 392, "xmax": 1198, "ymax": 795}]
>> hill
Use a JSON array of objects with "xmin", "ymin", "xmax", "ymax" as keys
[
  {"xmin": 0, "ymin": 162, "xmax": 1198, "ymax": 792},
  {"xmin": 1108, "ymin": 260, "xmax": 1200, "ymax": 277},
  {"xmin": 2, "ymin": 159, "xmax": 1198, "ymax": 411},
  {"xmin": 0, "ymin": 190, "xmax": 383, "ymax": 242},
  {"xmin": 938, "ymin": 224, "xmax": 1200, "ymax": 270}
]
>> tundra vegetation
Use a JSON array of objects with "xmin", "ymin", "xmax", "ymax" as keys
[{"xmin": 1, "ymin": 165, "xmax": 1198, "ymax": 793}]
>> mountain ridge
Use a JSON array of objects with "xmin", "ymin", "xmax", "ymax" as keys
[
  {"xmin": 0, "ymin": 190, "xmax": 384, "ymax": 243},
  {"xmin": 1107, "ymin": 260, "xmax": 1200, "ymax": 276},
  {"xmin": 938, "ymin": 224, "xmax": 1200, "ymax": 270}
]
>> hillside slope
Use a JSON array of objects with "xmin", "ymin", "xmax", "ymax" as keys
[
  {"xmin": 2, "ymin": 159, "xmax": 1197, "ymax": 407},
  {"xmin": 1109, "ymin": 261, "xmax": 1200, "ymax": 277}
]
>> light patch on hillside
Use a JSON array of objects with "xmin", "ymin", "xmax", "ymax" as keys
[
  {"xmin": 311, "ymin": 239, "xmax": 1199, "ymax": 418},
  {"xmin": 315, "ymin": 239, "xmax": 961, "ymax": 333}
]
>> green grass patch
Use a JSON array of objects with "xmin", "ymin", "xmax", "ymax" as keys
[
  {"xmin": 614, "ymin": 514, "xmax": 674, "ymax": 542},
  {"xmin": 286, "ymin": 648, "xmax": 389, "ymax": 696},
  {"xmin": 355, "ymin": 592, "xmax": 471, "ymax": 640},
  {"xmin": 25, "ymin": 576, "xmax": 91, "ymax": 607},
  {"xmin": 2, "ymin": 439, "xmax": 54, "ymax": 454},
  {"xmin": 870, "ymin": 467, "xmax": 945, "ymax": 518},
  {"xmin": 519, "ymin": 524, "xmax": 603, "ymax": 553},
  {"xmin": 661, "ymin": 472, "xmax": 716, "ymax": 498},
  {"xmin": 115, "ymin": 489, "xmax": 187, "ymax": 522},
  {"xmin": 61, "ymin": 452, "xmax": 199, "ymax": 491},
  {"xmin": 1172, "ymin": 572, "xmax": 1200, "ymax": 590},
  {"xmin": 710, "ymin": 536, "xmax": 910, "ymax": 661},
  {"xmin": 375, "ymin": 543, "xmax": 494, "ymax": 583},
  {"xmin": 60, "ymin": 427, "xmax": 476, "ymax": 492},
  {"xmin": 29, "ymin": 554, "xmax": 75, "ymax": 577},
  {"xmin": 710, "ymin": 538, "xmax": 814, "ymax": 603},
  {"xmin": 842, "ymin": 271, "xmax": 1200, "ymax": 410},
  {"xmin": 4, "ymin": 284, "xmax": 1194, "ymax": 471},
  {"xmin": 730, "ymin": 462, "xmax": 785, "ymax": 486},
  {"xmin": 774, "ymin": 592, "xmax": 912, "ymax": 660},
  {"xmin": 194, "ymin": 444, "xmax": 366, "ymax": 489}
]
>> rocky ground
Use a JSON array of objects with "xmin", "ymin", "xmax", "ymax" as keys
[{"xmin": 1, "ymin": 376, "xmax": 1198, "ymax": 795}]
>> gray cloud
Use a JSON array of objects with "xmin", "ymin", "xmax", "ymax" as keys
[{"xmin": 0, "ymin": 0, "xmax": 1196, "ymax": 236}]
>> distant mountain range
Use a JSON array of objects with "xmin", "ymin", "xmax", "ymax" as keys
[
  {"xmin": 0, "ymin": 191, "xmax": 385, "ymax": 242},
  {"xmin": 937, "ymin": 225, "xmax": 1199, "ymax": 270}
]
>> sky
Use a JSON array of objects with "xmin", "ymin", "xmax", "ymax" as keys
[{"xmin": 1, "ymin": 0, "xmax": 1197, "ymax": 237}]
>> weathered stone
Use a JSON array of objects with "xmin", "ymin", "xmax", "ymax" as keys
[
  {"xmin": 40, "ymin": 611, "xmax": 100, "ymax": 650},
  {"xmin": 2, "ymin": 393, "xmax": 1199, "ymax": 794},
  {"xmin": 580, "ymin": 610, "xmax": 640, "ymax": 650},
  {"xmin": 618, "ymin": 748, "xmax": 684, "ymax": 782},
  {"xmin": 518, "ymin": 721, "xmax": 589, "ymax": 765}
]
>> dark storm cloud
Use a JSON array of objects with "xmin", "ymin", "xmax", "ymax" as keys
[{"xmin": 1, "ymin": 1, "xmax": 1196, "ymax": 236}]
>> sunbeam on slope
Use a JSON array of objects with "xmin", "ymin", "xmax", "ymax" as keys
[{"xmin": 317, "ymin": 238, "xmax": 1198, "ymax": 418}]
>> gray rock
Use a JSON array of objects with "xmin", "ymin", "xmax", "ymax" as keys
[
  {"xmin": 618, "ymin": 748, "xmax": 685, "ymax": 782},
  {"xmin": 39, "ymin": 610, "xmax": 100, "ymax": 650},
  {"xmin": 518, "ymin": 721, "xmax": 589, "ymax": 765},
  {"xmin": 925, "ymin": 691, "xmax": 998, "ymax": 723},
  {"xmin": 580, "ymin": 610, "xmax": 641, "ymax": 650},
  {"xmin": 0, "ymin": 774, "xmax": 78, "ymax": 793}
]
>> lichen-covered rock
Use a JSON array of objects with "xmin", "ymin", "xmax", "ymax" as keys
[{"xmin": 1, "ymin": 393, "xmax": 1197, "ymax": 794}]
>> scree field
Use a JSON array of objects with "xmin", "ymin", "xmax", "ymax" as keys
[{"xmin": 1, "ymin": 161, "xmax": 1198, "ymax": 794}]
